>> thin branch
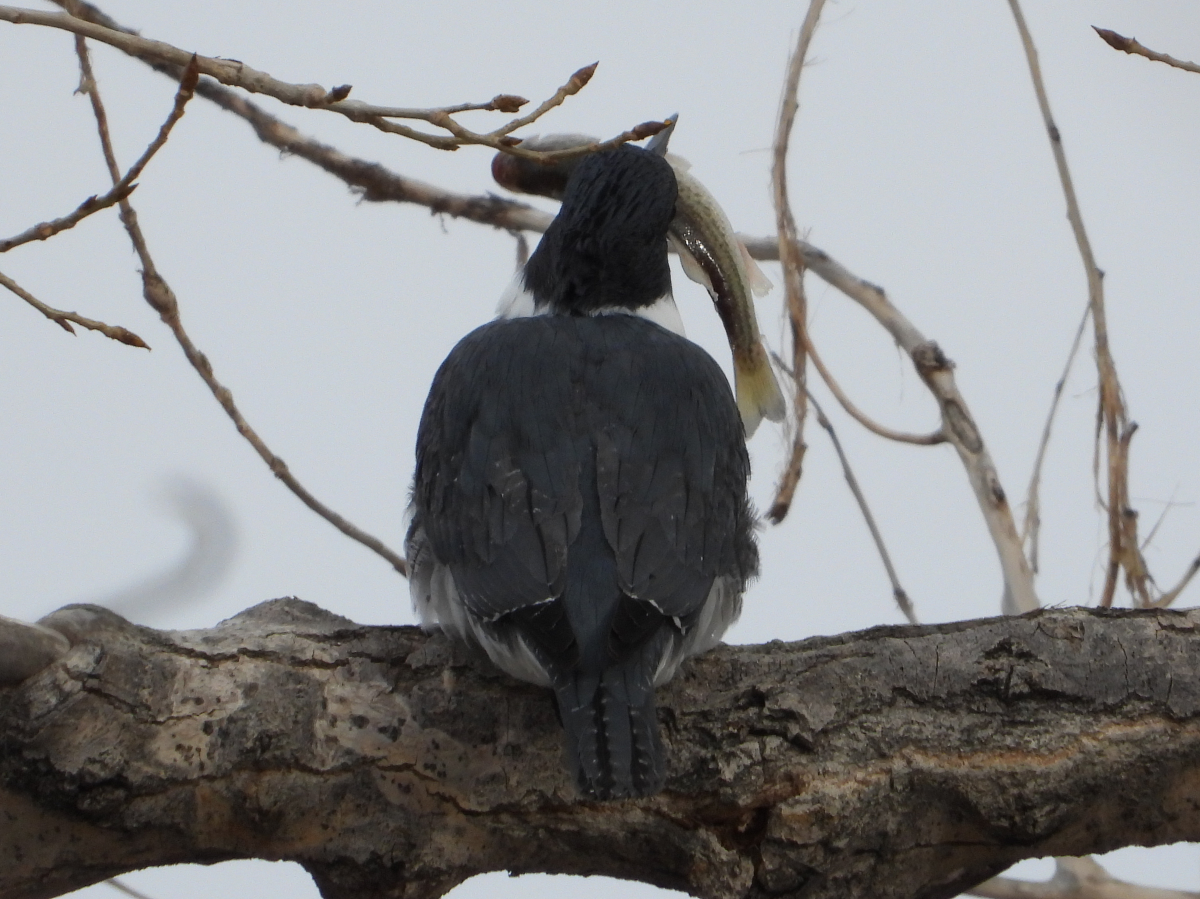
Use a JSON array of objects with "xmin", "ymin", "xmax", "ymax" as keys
[
  {"xmin": 1007, "ymin": 0, "xmax": 1146, "ymax": 610},
  {"xmin": 0, "ymin": 50, "xmax": 197, "ymax": 254},
  {"xmin": 803, "ymin": 330, "xmax": 944, "ymax": 446},
  {"xmin": 0, "ymin": 267, "xmax": 148, "ymax": 347},
  {"xmin": 1151, "ymin": 552, "xmax": 1200, "ymax": 609},
  {"xmin": 335, "ymin": 94, "xmax": 530, "ymax": 121},
  {"xmin": 800, "ymin": 373, "xmax": 918, "ymax": 624},
  {"xmin": 1022, "ymin": 300, "xmax": 1090, "ymax": 573},
  {"xmin": 2, "ymin": 6, "xmax": 660, "ymax": 158},
  {"xmin": 483, "ymin": 62, "xmax": 595, "ymax": 137},
  {"xmin": 1139, "ymin": 488, "xmax": 1181, "ymax": 554},
  {"xmin": 105, "ymin": 877, "xmax": 159, "ymax": 899},
  {"xmin": 0, "ymin": 181, "xmax": 136, "ymax": 253},
  {"xmin": 766, "ymin": 0, "xmax": 825, "ymax": 524},
  {"xmin": 69, "ymin": 26, "xmax": 408, "ymax": 577},
  {"xmin": 745, "ymin": 236, "xmax": 1040, "ymax": 615},
  {"xmin": 970, "ymin": 856, "xmax": 1200, "ymax": 899},
  {"xmin": 1094, "ymin": 27, "xmax": 1200, "ymax": 76}
]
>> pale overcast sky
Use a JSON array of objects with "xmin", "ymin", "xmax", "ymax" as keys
[{"xmin": 3, "ymin": 3, "xmax": 1199, "ymax": 897}]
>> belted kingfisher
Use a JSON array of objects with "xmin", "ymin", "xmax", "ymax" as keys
[{"xmin": 406, "ymin": 145, "xmax": 758, "ymax": 799}]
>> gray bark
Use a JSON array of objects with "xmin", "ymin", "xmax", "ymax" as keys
[{"xmin": 1, "ymin": 599, "xmax": 1198, "ymax": 899}]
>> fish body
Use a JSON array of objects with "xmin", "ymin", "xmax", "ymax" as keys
[{"xmin": 666, "ymin": 160, "xmax": 786, "ymax": 436}]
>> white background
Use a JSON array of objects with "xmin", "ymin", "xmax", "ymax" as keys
[{"xmin": 2, "ymin": 2, "xmax": 1199, "ymax": 896}]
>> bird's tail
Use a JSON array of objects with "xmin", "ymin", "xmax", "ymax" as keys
[{"xmin": 554, "ymin": 661, "xmax": 665, "ymax": 800}]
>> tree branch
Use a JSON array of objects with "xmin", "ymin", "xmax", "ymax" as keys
[
  {"xmin": 1007, "ymin": 1, "xmax": 1146, "ymax": 610},
  {"xmin": 766, "ymin": 0, "xmax": 824, "ymax": 523},
  {"xmin": 1094, "ymin": 28, "xmax": 1200, "ymax": 76},
  {"xmin": 3, "ymin": 600, "xmax": 1199, "ymax": 899},
  {"xmin": 0, "ymin": 50, "xmax": 197, "ymax": 255},
  {"xmin": 806, "ymin": 388, "xmax": 919, "ymax": 624},
  {"xmin": 0, "ymin": 267, "xmax": 149, "ymax": 347},
  {"xmin": 744, "ymin": 235, "xmax": 1041, "ymax": 615},
  {"xmin": 0, "ymin": 6, "xmax": 661, "ymax": 157},
  {"xmin": 66, "ymin": 30, "xmax": 408, "ymax": 578},
  {"xmin": 970, "ymin": 856, "xmax": 1200, "ymax": 899}
]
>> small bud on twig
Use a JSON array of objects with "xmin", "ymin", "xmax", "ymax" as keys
[
  {"xmin": 489, "ymin": 94, "xmax": 527, "ymax": 113},
  {"xmin": 566, "ymin": 62, "xmax": 598, "ymax": 94}
]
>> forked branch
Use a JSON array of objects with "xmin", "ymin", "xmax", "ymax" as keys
[
  {"xmin": 68, "ymin": 26, "xmax": 408, "ymax": 577},
  {"xmin": 0, "ymin": 6, "xmax": 663, "ymax": 157}
]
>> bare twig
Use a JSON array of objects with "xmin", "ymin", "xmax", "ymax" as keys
[
  {"xmin": 745, "ymin": 237, "xmax": 1040, "ymax": 614},
  {"xmin": 334, "ymin": 94, "xmax": 529, "ymax": 121},
  {"xmin": 1094, "ymin": 27, "xmax": 1200, "ymax": 76},
  {"xmin": 178, "ymin": 85, "xmax": 557, "ymax": 229},
  {"xmin": 104, "ymin": 877, "xmax": 158, "ymax": 899},
  {"xmin": 803, "ymin": 330, "xmax": 944, "ymax": 446},
  {"xmin": 69, "ymin": 26, "xmax": 408, "ymax": 577},
  {"xmin": 970, "ymin": 856, "xmax": 1200, "ymax": 899},
  {"xmin": 1, "ymin": 51, "xmax": 197, "ymax": 254},
  {"xmin": 766, "ymin": 0, "xmax": 825, "ymax": 524},
  {"xmin": 0, "ymin": 182, "xmax": 135, "ymax": 253},
  {"xmin": 813, "ymin": 391, "xmax": 918, "ymax": 624},
  {"xmin": 2, "ymin": 6, "xmax": 661, "ymax": 158},
  {"xmin": 1007, "ymin": 0, "xmax": 1147, "ymax": 609},
  {"xmin": 1151, "ymin": 552, "xmax": 1200, "ymax": 609},
  {"xmin": 1022, "ymin": 300, "xmax": 1090, "ymax": 573},
  {"xmin": 483, "ymin": 62, "xmax": 595, "ymax": 137},
  {"xmin": 778, "ymin": 358, "xmax": 918, "ymax": 624},
  {"xmin": 0, "ymin": 267, "xmax": 148, "ymax": 347}
]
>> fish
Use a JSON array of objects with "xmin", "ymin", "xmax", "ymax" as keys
[{"xmin": 491, "ymin": 122, "xmax": 786, "ymax": 437}]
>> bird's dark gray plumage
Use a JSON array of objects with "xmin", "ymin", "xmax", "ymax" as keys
[{"xmin": 407, "ymin": 146, "xmax": 757, "ymax": 799}]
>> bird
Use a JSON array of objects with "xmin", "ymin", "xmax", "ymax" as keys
[{"xmin": 405, "ymin": 144, "xmax": 758, "ymax": 799}]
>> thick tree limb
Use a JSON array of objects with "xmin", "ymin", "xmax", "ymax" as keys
[
  {"xmin": 0, "ymin": 616, "xmax": 69, "ymax": 685},
  {"xmin": 3, "ymin": 600, "xmax": 1199, "ymax": 899}
]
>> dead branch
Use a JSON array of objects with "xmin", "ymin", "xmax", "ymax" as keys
[
  {"xmin": 68, "ymin": 30, "xmax": 408, "ymax": 578},
  {"xmin": 803, "ymin": 330, "xmax": 944, "ymax": 446},
  {"xmin": 0, "ymin": 53, "xmax": 198, "ymax": 255},
  {"xmin": 3, "ymin": 600, "xmax": 1200, "ymax": 899},
  {"xmin": 744, "ymin": 236, "xmax": 1041, "ymax": 615},
  {"xmin": 0, "ymin": 268, "xmax": 148, "ymax": 347},
  {"xmin": 767, "ymin": 0, "xmax": 825, "ymax": 524},
  {"xmin": 104, "ymin": 879, "xmax": 157, "ymax": 899},
  {"xmin": 1006, "ymin": 0, "xmax": 1147, "ymax": 609},
  {"xmin": 1094, "ymin": 28, "xmax": 1200, "ymax": 76},
  {"xmin": 0, "ymin": 182, "xmax": 136, "ymax": 253},
  {"xmin": 1022, "ymin": 301, "xmax": 1090, "ymax": 573},
  {"xmin": 0, "ymin": 6, "xmax": 661, "ymax": 157},
  {"xmin": 1151, "ymin": 552, "xmax": 1200, "ymax": 610},
  {"xmin": 807, "ymin": 388, "xmax": 918, "ymax": 624},
  {"xmin": 970, "ymin": 856, "xmax": 1200, "ymax": 899}
]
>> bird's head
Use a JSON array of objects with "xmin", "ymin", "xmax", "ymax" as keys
[{"xmin": 523, "ymin": 146, "xmax": 677, "ymax": 316}]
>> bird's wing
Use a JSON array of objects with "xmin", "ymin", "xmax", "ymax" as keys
[
  {"xmin": 413, "ymin": 318, "xmax": 584, "ymax": 621},
  {"xmin": 412, "ymin": 315, "xmax": 755, "ymax": 634},
  {"xmin": 582, "ymin": 316, "xmax": 756, "ymax": 655}
]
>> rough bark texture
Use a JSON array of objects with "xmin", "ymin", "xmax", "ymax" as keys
[{"xmin": 1, "ymin": 599, "xmax": 1198, "ymax": 899}]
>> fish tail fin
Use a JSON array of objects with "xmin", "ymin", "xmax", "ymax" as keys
[{"xmin": 735, "ymin": 349, "xmax": 787, "ymax": 437}]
